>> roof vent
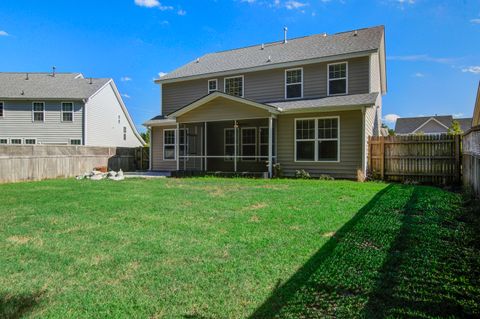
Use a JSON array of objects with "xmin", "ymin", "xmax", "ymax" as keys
[
  {"xmin": 354, "ymin": 30, "xmax": 358, "ymax": 36},
  {"xmin": 261, "ymin": 43, "xmax": 264, "ymax": 50},
  {"xmin": 283, "ymin": 27, "xmax": 288, "ymax": 44},
  {"xmin": 21, "ymin": 90, "xmax": 24, "ymax": 95},
  {"xmin": 196, "ymin": 58, "xmax": 200, "ymax": 63},
  {"xmin": 323, "ymin": 33, "xmax": 327, "ymax": 37},
  {"xmin": 52, "ymin": 66, "xmax": 56, "ymax": 77},
  {"xmin": 25, "ymin": 73, "xmax": 29, "ymax": 80},
  {"xmin": 89, "ymin": 77, "xmax": 93, "ymax": 84},
  {"xmin": 267, "ymin": 55, "xmax": 271, "ymax": 62}
]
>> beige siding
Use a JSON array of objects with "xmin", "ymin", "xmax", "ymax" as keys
[
  {"xmin": 369, "ymin": 52, "xmax": 381, "ymax": 93},
  {"xmin": 162, "ymin": 57, "xmax": 370, "ymax": 115},
  {"xmin": 151, "ymin": 125, "xmax": 177, "ymax": 171},
  {"xmin": 277, "ymin": 110, "xmax": 363, "ymax": 179},
  {"xmin": 176, "ymin": 97, "xmax": 271, "ymax": 123}
]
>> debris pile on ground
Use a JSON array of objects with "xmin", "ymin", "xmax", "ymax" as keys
[{"xmin": 76, "ymin": 169, "xmax": 125, "ymax": 181}]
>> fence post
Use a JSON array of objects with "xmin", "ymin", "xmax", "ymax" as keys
[
  {"xmin": 455, "ymin": 135, "xmax": 461, "ymax": 184},
  {"xmin": 380, "ymin": 137, "xmax": 385, "ymax": 180}
]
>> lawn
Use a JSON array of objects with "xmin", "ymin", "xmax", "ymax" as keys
[{"xmin": 0, "ymin": 178, "xmax": 478, "ymax": 318}]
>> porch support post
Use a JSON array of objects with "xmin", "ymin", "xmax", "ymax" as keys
[
  {"xmin": 268, "ymin": 116, "xmax": 273, "ymax": 178},
  {"xmin": 204, "ymin": 122, "xmax": 208, "ymax": 171},
  {"xmin": 234, "ymin": 120, "xmax": 238, "ymax": 173},
  {"xmin": 176, "ymin": 123, "xmax": 180, "ymax": 171}
]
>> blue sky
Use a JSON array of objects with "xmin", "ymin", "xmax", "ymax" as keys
[{"xmin": 0, "ymin": 0, "xmax": 479, "ymax": 131}]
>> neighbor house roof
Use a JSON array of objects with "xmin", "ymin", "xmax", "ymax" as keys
[
  {"xmin": 473, "ymin": 82, "xmax": 480, "ymax": 127},
  {"xmin": 157, "ymin": 26, "xmax": 385, "ymax": 83},
  {"xmin": 268, "ymin": 93, "xmax": 378, "ymax": 112},
  {"xmin": 395, "ymin": 115, "xmax": 473, "ymax": 134},
  {"xmin": 0, "ymin": 72, "xmax": 110, "ymax": 99}
]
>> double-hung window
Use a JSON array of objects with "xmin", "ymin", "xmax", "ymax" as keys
[
  {"xmin": 328, "ymin": 62, "xmax": 348, "ymax": 95},
  {"xmin": 10, "ymin": 139, "xmax": 22, "ymax": 145},
  {"xmin": 70, "ymin": 139, "xmax": 82, "ymax": 145},
  {"xmin": 25, "ymin": 139, "xmax": 36, "ymax": 145},
  {"xmin": 32, "ymin": 102, "xmax": 45, "ymax": 122},
  {"xmin": 224, "ymin": 76, "xmax": 244, "ymax": 97},
  {"xmin": 285, "ymin": 68, "xmax": 303, "ymax": 99},
  {"xmin": 163, "ymin": 129, "xmax": 176, "ymax": 160},
  {"xmin": 0, "ymin": 138, "xmax": 8, "ymax": 144},
  {"xmin": 0, "ymin": 102, "xmax": 4, "ymax": 118},
  {"xmin": 208, "ymin": 79, "xmax": 218, "ymax": 94},
  {"xmin": 295, "ymin": 117, "xmax": 340, "ymax": 162},
  {"xmin": 241, "ymin": 128, "xmax": 256, "ymax": 161},
  {"xmin": 61, "ymin": 102, "xmax": 74, "ymax": 122},
  {"xmin": 224, "ymin": 128, "xmax": 235, "ymax": 161}
]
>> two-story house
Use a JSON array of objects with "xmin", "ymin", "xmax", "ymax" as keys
[
  {"xmin": 145, "ymin": 26, "xmax": 387, "ymax": 178},
  {"xmin": 0, "ymin": 72, "xmax": 144, "ymax": 147}
]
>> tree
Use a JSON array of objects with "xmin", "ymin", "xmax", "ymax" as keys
[
  {"xmin": 381, "ymin": 123, "xmax": 395, "ymax": 136},
  {"xmin": 140, "ymin": 130, "xmax": 150, "ymax": 145},
  {"xmin": 448, "ymin": 120, "xmax": 463, "ymax": 135}
]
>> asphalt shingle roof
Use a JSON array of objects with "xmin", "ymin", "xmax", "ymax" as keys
[
  {"xmin": 267, "ymin": 93, "xmax": 379, "ymax": 111},
  {"xmin": 0, "ymin": 73, "xmax": 111, "ymax": 99},
  {"xmin": 395, "ymin": 116, "xmax": 473, "ymax": 134},
  {"xmin": 159, "ymin": 26, "xmax": 384, "ymax": 81}
]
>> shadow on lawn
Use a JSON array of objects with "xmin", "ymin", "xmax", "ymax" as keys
[
  {"xmin": 250, "ymin": 184, "xmax": 478, "ymax": 318},
  {"xmin": 0, "ymin": 292, "xmax": 43, "ymax": 319}
]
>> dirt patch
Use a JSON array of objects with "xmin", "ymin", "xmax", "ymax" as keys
[
  {"xmin": 6, "ymin": 236, "xmax": 31, "ymax": 244},
  {"xmin": 250, "ymin": 215, "xmax": 261, "ymax": 223},
  {"xmin": 244, "ymin": 203, "xmax": 268, "ymax": 211},
  {"xmin": 322, "ymin": 232, "xmax": 336, "ymax": 238},
  {"xmin": 289, "ymin": 226, "xmax": 301, "ymax": 231}
]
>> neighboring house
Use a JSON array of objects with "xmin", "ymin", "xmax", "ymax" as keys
[
  {"xmin": 473, "ymin": 82, "xmax": 480, "ymax": 128},
  {"xmin": 395, "ymin": 115, "xmax": 473, "ymax": 135},
  {"xmin": 145, "ymin": 26, "xmax": 387, "ymax": 178},
  {"xmin": 0, "ymin": 72, "xmax": 144, "ymax": 147}
]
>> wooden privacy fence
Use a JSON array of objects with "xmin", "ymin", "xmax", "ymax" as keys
[
  {"xmin": 463, "ymin": 126, "xmax": 480, "ymax": 197},
  {"xmin": 135, "ymin": 146, "xmax": 150, "ymax": 171},
  {"xmin": 368, "ymin": 135, "xmax": 462, "ymax": 185},
  {"xmin": 0, "ymin": 145, "xmax": 140, "ymax": 183}
]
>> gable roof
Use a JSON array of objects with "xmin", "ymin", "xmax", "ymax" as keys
[
  {"xmin": 474, "ymin": 82, "xmax": 480, "ymax": 127},
  {"xmin": 0, "ymin": 72, "xmax": 110, "ymax": 99},
  {"xmin": 395, "ymin": 115, "xmax": 473, "ymax": 134},
  {"xmin": 157, "ymin": 26, "xmax": 385, "ymax": 84}
]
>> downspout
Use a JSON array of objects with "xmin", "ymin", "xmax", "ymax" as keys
[
  {"xmin": 83, "ymin": 98, "xmax": 88, "ymax": 145},
  {"xmin": 361, "ymin": 106, "xmax": 366, "ymax": 178}
]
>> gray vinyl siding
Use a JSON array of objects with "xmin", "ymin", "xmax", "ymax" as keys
[
  {"xmin": 151, "ymin": 126, "xmax": 177, "ymax": 171},
  {"xmin": 415, "ymin": 120, "xmax": 448, "ymax": 134},
  {"xmin": 277, "ymin": 110, "xmax": 363, "ymax": 179},
  {"xmin": 0, "ymin": 100, "xmax": 84, "ymax": 144},
  {"xmin": 162, "ymin": 56, "xmax": 370, "ymax": 115}
]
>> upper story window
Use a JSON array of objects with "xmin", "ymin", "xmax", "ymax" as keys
[
  {"xmin": 328, "ymin": 62, "xmax": 348, "ymax": 96},
  {"xmin": 61, "ymin": 102, "xmax": 74, "ymax": 122},
  {"xmin": 0, "ymin": 102, "xmax": 4, "ymax": 118},
  {"xmin": 32, "ymin": 102, "xmax": 45, "ymax": 122},
  {"xmin": 224, "ymin": 76, "xmax": 244, "ymax": 97},
  {"xmin": 208, "ymin": 79, "xmax": 218, "ymax": 94},
  {"xmin": 285, "ymin": 68, "xmax": 303, "ymax": 99}
]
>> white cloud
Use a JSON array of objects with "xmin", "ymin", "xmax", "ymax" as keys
[
  {"xmin": 462, "ymin": 66, "xmax": 480, "ymax": 74},
  {"xmin": 177, "ymin": 9, "xmax": 187, "ymax": 16},
  {"xmin": 413, "ymin": 72, "xmax": 425, "ymax": 77},
  {"xmin": 121, "ymin": 76, "xmax": 132, "ymax": 82},
  {"xmin": 0, "ymin": 30, "xmax": 9, "ymax": 36},
  {"xmin": 285, "ymin": 1, "xmax": 307, "ymax": 10},
  {"xmin": 241, "ymin": 0, "xmax": 256, "ymax": 3},
  {"xmin": 453, "ymin": 113, "xmax": 464, "ymax": 118},
  {"xmin": 388, "ymin": 54, "xmax": 454, "ymax": 64},
  {"xmin": 383, "ymin": 114, "xmax": 401, "ymax": 124},
  {"xmin": 122, "ymin": 94, "xmax": 131, "ymax": 99},
  {"xmin": 134, "ymin": 0, "xmax": 173, "ymax": 10},
  {"xmin": 158, "ymin": 72, "xmax": 168, "ymax": 78},
  {"xmin": 471, "ymin": 18, "xmax": 480, "ymax": 24},
  {"xmin": 396, "ymin": 0, "xmax": 415, "ymax": 4}
]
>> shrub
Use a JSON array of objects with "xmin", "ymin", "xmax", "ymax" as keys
[
  {"xmin": 319, "ymin": 174, "xmax": 334, "ymax": 181},
  {"xmin": 295, "ymin": 169, "xmax": 311, "ymax": 179}
]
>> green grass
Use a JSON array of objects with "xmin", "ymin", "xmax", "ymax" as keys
[{"xmin": 0, "ymin": 178, "xmax": 478, "ymax": 318}]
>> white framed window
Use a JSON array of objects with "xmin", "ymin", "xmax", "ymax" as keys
[
  {"xmin": 224, "ymin": 128, "xmax": 235, "ymax": 161},
  {"xmin": 295, "ymin": 117, "xmax": 340, "ymax": 162},
  {"xmin": 61, "ymin": 102, "xmax": 74, "ymax": 122},
  {"xmin": 70, "ymin": 139, "xmax": 82, "ymax": 145},
  {"xmin": 241, "ymin": 127, "xmax": 257, "ymax": 161},
  {"xmin": 32, "ymin": 102, "xmax": 45, "ymax": 122},
  {"xmin": 224, "ymin": 76, "xmax": 244, "ymax": 97},
  {"xmin": 10, "ymin": 138, "xmax": 22, "ymax": 145},
  {"xmin": 163, "ymin": 129, "xmax": 176, "ymax": 160},
  {"xmin": 123, "ymin": 127, "xmax": 127, "ymax": 141},
  {"xmin": 285, "ymin": 68, "xmax": 303, "ymax": 99},
  {"xmin": 0, "ymin": 138, "xmax": 7, "ymax": 144},
  {"xmin": 328, "ymin": 62, "xmax": 348, "ymax": 96},
  {"xmin": 208, "ymin": 79, "xmax": 218, "ymax": 94},
  {"xmin": 0, "ymin": 101, "xmax": 4, "ymax": 118},
  {"xmin": 25, "ymin": 139, "xmax": 36, "ymax": 145}
]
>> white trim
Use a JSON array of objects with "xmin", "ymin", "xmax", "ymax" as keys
[
  {"xmin": 240, "ymin": 127, "xmax": 257, "ymax": 162},
  {"xmin": 155, "ymin": 51, "xmax": 376, "ymax": 84},
  {"xmin": 10, "ymin": 138, "xmax": 22, "ymax": 145},
  {"xmin": 176, "ymin": 115, "xmax": 276, "ymax": 124},
  {"xmin": 163, "ymin": 128, "xmax": 176, "ymax": 161},
  {"xmin": 0, "ymin": 101, "xmax": 4, "ymax": 118},
  {"xmin": 143, "ymin": 119, "xmax": 177, "ymax": 127},
  {"xmin": 224, "ymin": 75, "xmax": 244, "ymax": 98},
  {"xmin": 327, "ymin": 61, "xmax": 348, "ymax": 96},
  {"xmin": 149, "ymin": 127, "xmax": 152, "ymax": 171},
  {"xmin": 24, "ymin": 138, "xmax": 37, "ymax": 145},
  {"xmin": 32, "ymin": 101, "xmax": 45, "ymax": 123},
  {"xmin": 61, "ymin": 101, "xmax": 75, "ymax": 122},
  {"xmin": 83, "ymin": 99, "xmax": 88, "ymax": 145},
  {"xmin": 208, "ymin": 78, "xmax": 218, "ymax": 94},
  {"xmin": 285, "ymin": 68, "xmax": 303, "ymax": 100},
  {"xmin": 294, "ymin": 116, "xmax": 341, "ymax": 163},
  {"xmin": 412, "ymin": 117, "xmax": 450, "ymax": 134},
  {"xmin": 69, "ymin": 138, "xmax": 82, "ymax": 145}
]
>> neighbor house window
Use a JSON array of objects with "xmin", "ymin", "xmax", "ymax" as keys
[
  {"xmin": 328, "ymin": 62, "xmax": 347, "ymax": 95},
  {"xmin": 123, "ymin": 127, "xmax": 127, "ymax": 141},
  {"xmin": 259, "ymin": 127, "xmax": 269, "ymax": 159},
  {"xmin": 0, "ymin": 138, "xmax": 7, "ymax": 144},
  {"xmin": 224, "ymin": 76, "xmax": 244, "ymax": 97},
  {"xmin": 163, "ymin": 129, "xmax": 176, "ymax": 160},
  {"xmin": 224, "ymin": 128, "xmax": 235, "ymax": 161},
  {"xmin": 0, "ymin": 102, "xmax": 4, "ymax": 117},
  {"xmin": 241, "ymin": 127, "xmax": 256, "ymax": 161},
  {"xmin": 285, "ymin": 68, "xmax": 303, "ymax": 99},
  {"xmin": 70, "ymin": 139, "xmax": 82, "ymax": 145},
  {"xmin": 10, "ymin": 139, "xmax": 22, "ymax": 145},
  {"xmin": 295, "ymin": 117, "xmax": 339, "ymax": 162},
  {"xmin": 32, "ymin": 102, "xmax": 45, "ymax": 122},
  {"xmin": 25, "ymin": 139, "xmax": 36, "ymax": 145},
  {"xmin": 208, "ymin": 79, "xmax": 218, "ymax": 94},
  {"xmin": 61, "ymin": 102, "xmax": 74, "ymax": 122}
]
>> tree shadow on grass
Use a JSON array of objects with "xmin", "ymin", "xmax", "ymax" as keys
[{"xmin": 0, "ymin": 292, "xmax": 43, "ymax": 319}]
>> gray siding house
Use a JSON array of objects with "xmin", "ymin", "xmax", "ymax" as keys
[
  {"xmin": 145, "ymin": 26, "xmax": 387, "ymax": 178},
  {"xmin": 395, "ymin": 115, "xmax": 473, "ymax": 135},
  {"xmin": 0, "ymin": 72, "xmax": 144, "ymax": 147}
]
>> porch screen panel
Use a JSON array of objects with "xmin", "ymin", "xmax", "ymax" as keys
[
  {"xmin": 224, "ymin": 128, "xmax": 235, "ymax": 161},
  {"xmin": 241, "ymin": 128, "xmax": 256, "ymax": 161}
]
